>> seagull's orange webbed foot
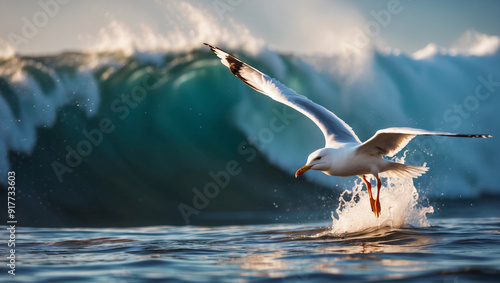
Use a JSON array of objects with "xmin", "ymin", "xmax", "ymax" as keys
[
  {"xmin": 362, "ymin": 175, "xmax": 382, "ymax": 217},
  {"xmin": 374, "ymin": 176, "xmax": 382, "ymax": 217},
  {"xmin": 362, "ymin": 175, "xmax": 377, "ymax": 214}
]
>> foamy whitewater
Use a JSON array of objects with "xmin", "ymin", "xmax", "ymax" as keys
[{"xmin": 328, "ymin": 155, "xmax": 434, "ymax": 236}]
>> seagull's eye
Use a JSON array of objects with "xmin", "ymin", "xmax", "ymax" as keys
[{"xmin": 315, "ymin": 156, "xmax": 322, "ymax": 160}]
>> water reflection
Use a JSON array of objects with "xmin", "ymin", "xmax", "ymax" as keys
[{"xmin": 229, "ymin": 226, "xmax": 435, "ymax": 279}]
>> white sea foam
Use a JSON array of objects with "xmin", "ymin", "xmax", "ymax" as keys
[
  {"xmin": 413, "ymin": 30, "xmax": 500, "ymax": 59},
  {"xmin": 0, "ymin": 38, "xmax": 15, "ymax": 59},
  {"xmin": 328, "ymin": 155, "xmax": 434, "ymax": 236},
  {"xmin": 0, "ymin": 58, "xmax": 100, "ymax": 182},
  {"xmin": 85, "ymin": 1, "xmax": 266, "ymax": 65}
]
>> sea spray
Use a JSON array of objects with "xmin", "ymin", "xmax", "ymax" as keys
[{"xmin": 330, "ymin": 155, "xmax": 434, "ymax": 235}]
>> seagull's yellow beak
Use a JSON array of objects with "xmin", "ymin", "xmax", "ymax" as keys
[{"xmin": 295, "ymin": 165, "xmax": 311, "ymax": 178}]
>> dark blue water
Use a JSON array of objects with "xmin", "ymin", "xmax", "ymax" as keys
[{"xmin": 2, "ymin": 213, "xmax": 499, "ymax": 282}]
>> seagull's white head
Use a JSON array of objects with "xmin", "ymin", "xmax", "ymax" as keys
[{"xmin": 295, "ymin": 148, "xmax": 333, "ymax": 177}]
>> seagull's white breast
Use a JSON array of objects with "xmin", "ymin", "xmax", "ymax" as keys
[{"xmin": 325, "ymin": 145, "xmax": 382, "ymax": 177}]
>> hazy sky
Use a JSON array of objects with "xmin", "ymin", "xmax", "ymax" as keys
[{"xmin": 1, "ymin": 0, "xmax": 499, "ymax": 56}]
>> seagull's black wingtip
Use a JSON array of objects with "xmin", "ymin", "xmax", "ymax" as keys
[
  {"xmin": 469, "ymin": 134, "xmax": 492, "ymax": 138},
  {"xmin": 203, "ymin": 43, "xmax": 215, "ymax": 51},
  {"xmin": 464, "ymin": 134, "xmax": 492, "ymax": 138}
]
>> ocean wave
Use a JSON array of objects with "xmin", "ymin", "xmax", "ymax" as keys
[{"xmin": 0, "ymin": 43, "xmax": 499, "ymax": 226}]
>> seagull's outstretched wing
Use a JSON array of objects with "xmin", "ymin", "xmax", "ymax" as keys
[
  {"xmin": 357, "ymin": 127, "xmax": 491, "ymax": 157},
  {"xmin": 204, "ymin": 43, "xmax": 361, "ymax": 148}
]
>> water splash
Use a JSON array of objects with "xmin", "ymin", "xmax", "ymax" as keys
[{"xmin": 329, "ymin": 156, "xmax": 434, "ymax": 236}]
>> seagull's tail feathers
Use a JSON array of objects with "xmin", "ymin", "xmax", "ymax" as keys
[{"xmin": 384, "ymin": 162, "xmax": 429, "ymax": 179}]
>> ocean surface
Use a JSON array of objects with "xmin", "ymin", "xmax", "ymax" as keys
[
  {"xmin": 1, "ymin": 23, "xmax": 500, "ymax": 281},
  {"xmin": 2, "ymin": 211, "xmax": 500, "ymax": 282}
]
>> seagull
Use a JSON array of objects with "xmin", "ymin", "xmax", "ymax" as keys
[{"xmin": 204, "ymin": 43, "xmax": 491, "ymax": 217}]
